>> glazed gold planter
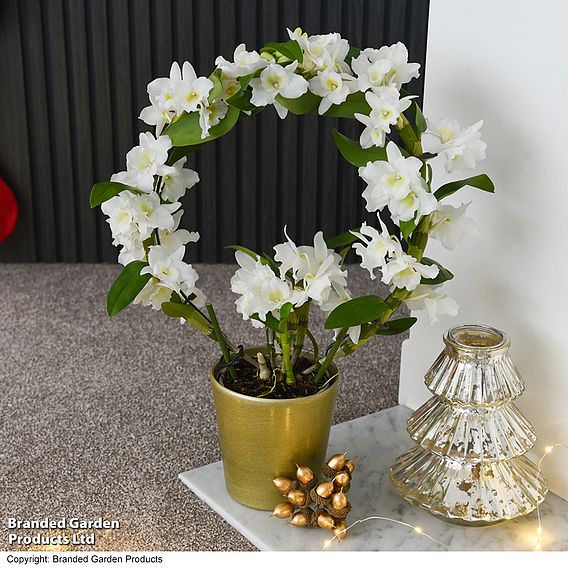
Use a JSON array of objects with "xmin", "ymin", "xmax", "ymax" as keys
[{"xmin": 210, "ymin": 350, "xmax": 339, "ymax": 510}]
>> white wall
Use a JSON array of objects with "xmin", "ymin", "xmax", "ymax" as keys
[{"xmin": 399, "ymin": 0, "xmax": 568, "ymax": 500}]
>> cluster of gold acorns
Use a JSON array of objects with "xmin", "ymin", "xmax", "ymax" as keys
[{"xmin": 270, "ymin": 453, "xmax": 355, "ymax": 540}]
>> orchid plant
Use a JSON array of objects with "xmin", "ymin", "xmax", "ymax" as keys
[{"xmin": 90, "ymin": 28, "xmax": 494, "ymax": 392}]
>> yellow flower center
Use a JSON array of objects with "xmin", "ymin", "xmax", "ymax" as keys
[
  {"xmin": 268, "ymin": 75, "xmax": 281, "ymax": 90},
  {"xmin": 186, "ymin": 90, "xmax": 200, "ymax": 104}
]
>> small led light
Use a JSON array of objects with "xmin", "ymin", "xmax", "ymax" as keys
[
  {"xmin": 537, "ymin": 527, "xmax": 542, "ymax": 536},
  {"xmin": 323, "ymin": 539, "xmax": 332, "ymax": 549},
  {"xmin": 414, "ymin": 526, "xmax": 423, "ymax": 534},
  {"xmin": 545, "ymin": 446, "xmax": 553, "ymax": 454}
]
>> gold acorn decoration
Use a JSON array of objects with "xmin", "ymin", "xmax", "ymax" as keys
[
  {"xmin": 316, "ymin": 511, "xmax": 335, "ymax": 530},
  {"xmin": 271, "ymin": 501, "xmax": 295, "ymax": 519},
  {"xmin": 273, "ymin": 476, "xmax": 294, "ymax": 495},
  {"xmin": 333, "ymin": 471, "xmax": 351, "ymax": 488},
  {"xmin": 327, "ymin": 453, "xmax": 346, "ymax": 471},
  {"xmin": 315, "ymin": 481, "xmax": 334, "ymax": 498},
  {"xmin": 290, "ymin": 511, "xmax": 308, "ymax": 527},
  {"xmin": 333, "ymin": 519, "xmax": 348, "ymax": 540},
  {"xmin": 295, "ymin": 464, "xmax": 315, "ymax": 485},
  {"xmin": 287, "ymin": 489, "xmax": 308, "ymax": 507},
  {"xmin": 345, "ymin": 460, "xmax": 356, "ymax": 474},
  {"xmin": 332, "ymin": 491, "xmax": 348, "ymax": 510},
  {"xmin": 270, "ymin": 451, "xmax": 356, "ymax": 541}
]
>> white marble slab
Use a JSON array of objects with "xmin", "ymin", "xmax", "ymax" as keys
[{"xmin": 179, "ymin": 405, "xmax": 568, "ymax": 551}]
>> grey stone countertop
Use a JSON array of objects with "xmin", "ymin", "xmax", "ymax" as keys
[{"xmin": 0, "ymin": 264, "xmax": 407, "ymax": 551}]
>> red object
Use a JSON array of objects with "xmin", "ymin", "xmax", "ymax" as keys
[{"xmin": 0, "ymin": 177, "xmax": 18, "ymax": 243}]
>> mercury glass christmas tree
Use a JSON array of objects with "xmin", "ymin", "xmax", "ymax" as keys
[{"xmin": 390, "ymin": 324, "xmax": 548, "ymax": 525}]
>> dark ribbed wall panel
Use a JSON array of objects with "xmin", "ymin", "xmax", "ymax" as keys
[{"xmin": 0, "ymin": 0, "xmax": 429, "ymax": 263}]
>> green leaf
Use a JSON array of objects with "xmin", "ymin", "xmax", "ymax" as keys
[
  {"xmin": 325, "ymin": 295, "xmax": 389, "ymax": 329},
  {"xmin": 169, "ymin": 292, "xmax": 183, "ymax": 304},
  {"xmin": 413, "ymin": 102, "xmax": 427, "ymax": 134},
  {"xmin": 261, "ymin": 40, "xmax": 303, "ymax": 63},
  {"xmin": 280, "ymin": 302, "xmax": 293, "ymax": 322},
  {"xmin": 225, "ymin": 245, "xmax": 259, "ymax": 260},
  {"xmin": 346, "ymin": 46, "xmax": 361, "ymax": 67},
  {"xmin": 275, "ymin": 91, "xmax": 320, "ymax": 115},
  {"xmin": 165, "ymin": 105, "xmax": 240, "ymax": 147},
  {"xmin": 162, "ymin": 302, "xmax": 215, "ymax": 337},
  {"xmin": 326, "ymin": 228, "xmax": 360, "ymax": 249},
  {"xmin": 239, "ymin": 73, "xmax": 254, "ymax": 90},
  {"xmin": 400, "ymin": 218, "xmax": 417, "ymax": 241},
  {"xmin": 226, "ymin": 87, "xmax": 255, "ymax": 112},
  {"xmin": 238, "ymin": 68, "xmax": 263, "ymax": 90},
  {"xmin": 434, "ymin": 174, "xmax": 495, "ymax": 200},
  {"xmin": 208, "ymin": 71, "xmax": 223, "ymax": 103},
  {"xmin": 324, "ymin": 91, "xmax": 370, "ymax": 118},
  {"xmin": 262, "ymin": 253, "xmax": 280, "ymax": 273},
  {"xmin": 332, "ymin": 130, "xmax": 387, "ymax": 167},
  {"xmin": 168, "ymin": 144, "xmax": 203, "ymax": 163},
  {"xmin": 420, "ymin": 257, "xmax": 454, "ymax": 285},
  {"xmin": 106, "ymin": 261, "xmax": 152, "ymax": 318},
  {"xmin": 338, "ymin": 246, "xmax": 351, "ymax": 262},
  {"xmin": 251, "ymin": 312, "xmax": 282, "ymax": 333},
  {"xmin": 90, "ymin": 181, "xmax": 136, "ymax": 208},
  {"xmin": 375, "ymin": 317, "xmax": 417, "ymax": 336}
]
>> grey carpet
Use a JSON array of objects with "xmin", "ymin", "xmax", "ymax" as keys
[{"xmin": 0, "ymin": 264, "xmax": 407, "ymax": 551}]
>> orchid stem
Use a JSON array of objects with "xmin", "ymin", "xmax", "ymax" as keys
[
  {"xmin": 314, "ymin": 327, "xmax": 348, "ymax": 385},
  {"xmin": 279, "ymin": 320, "xmax": 295, "ymax": 386},
  {"xmin": 206, "ymin": 303, "xmax": 238, "ymax": 381}
]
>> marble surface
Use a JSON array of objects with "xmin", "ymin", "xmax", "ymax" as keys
[{"xmin": 179, "ymin": 405, "xmax": 568, "ymax": 551}]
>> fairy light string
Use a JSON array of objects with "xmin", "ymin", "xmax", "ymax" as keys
[
  {"xmin": 321, "ymin": 442, "xmax": 567, "ymax": 552},
  {"xmin": 531, "ymin": 443, "xmax": 568, "ymax": 552},
  {"xmin": 322, "ymin": 515, "xmax": 448, "ymax": 551}
]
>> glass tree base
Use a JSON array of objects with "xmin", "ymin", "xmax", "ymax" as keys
[{"xmin": 390, "ymin": 445, "xmax": 548, "ymax": 525}]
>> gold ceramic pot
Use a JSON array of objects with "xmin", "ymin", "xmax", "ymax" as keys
[{"xmin": 210, "ymin": 348, "xmax": 339, "ymax": 510}]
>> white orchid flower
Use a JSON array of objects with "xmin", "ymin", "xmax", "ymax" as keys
[
  {"xmin": 172, "ymin": 62, "xmax": 214, "ymax": 114},
  {"xmin": 405, "ymin": 284, "xmax": 459, "ymax": 324},
  {"xmin": 422, "ymin": 118, "xmax": 486, "ymax": 173},
  {"xmin": 359, "ymin": 142, "xmax": 437, "ymax": 224},
  {"xmin": 158, "ymin": 210, "xmax": 200, "ymax": 255},
  {"xmin": 360, "ymin": 142, "xmax": 422, "ymax": 202},
  {"xmin": 131, "ymin": 192, "xmax": 180, "ymax": 237},
  {"xmin": 373, "ymin": 42, "xmax": 420, "ymax": 88},
  {"xmin": 101, "ymin": 191, "xmax": 139, "ymax": 239},
  {"xmin": 159, "ymin": 157, "xmax": 200, "ymax": 203},
  {"xmin": 221, "ymin": 76, "xmax": 241, "ymax": 100},
  {"xmin": 351, "ymin": 51, "xmax": 392, "ymax": 92},
  {"xmin": 134, "ymin": 280, "xmax": 174, "ymax": 310},
  {"xmin": 273, "ymin": 230, "xmax": 347, "ymax": 306},
  {"xmin": 198, "ymin": 100, "xmax": 228, "ymax": 139},
  {"xmin": 141, "ymin": 245, "xmax": 200, "ymax": 295},
  {"xmin": 124, "ymin": 133, "xmax": 172, "ymax": 193},
  {"xmin": 319, "ymin": 285, "xmax": 361, "ymax": 344},
  {"xmin": 117, "ymin": 239, "xmax": 146, "ymax": 266},
  {"xmin": 101, "ymin": 192, "xmax": 148, "ymax": 265},
  {"xmin": 250, "ymin": 61, "xmax": 309, "ymax": 118},
  {"xmin": 215, "ymin": 43, "xmax": 268, "ymax": 78},
  {"xmin": 308, "ymin": 69, "xmax": 356, "ymax": 114},
  {"xmin": 287, "ymin": 28, "xmax": 350, "ymax": 74},
  {"xmin": 382, "ymin": 252, "xmax": 439, "ymax": 291},
  {"xmin": 138, "ymin": 105, "xmax": 173, "ymax": 137},
  {"xmin": 230, "ymin": 251, "xmax": 294, "ymax": 327},
  {"xmin": 352, "ymin": 221, "xmax": 400, "ymax": 280},
  {"xmin": 139, "ymin": 62, "xmax": 182, "ymax": 134},
  {"xmin": 388, "ymin": 179, "xmax": 438, "ymax": 223},
  {"xmin": 354, "ymin": 87, "xmax": 415, "ymax": 148},
  {"xmin": 429, "ymin": 202, "xmax": 477, "ymax": 250}
]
